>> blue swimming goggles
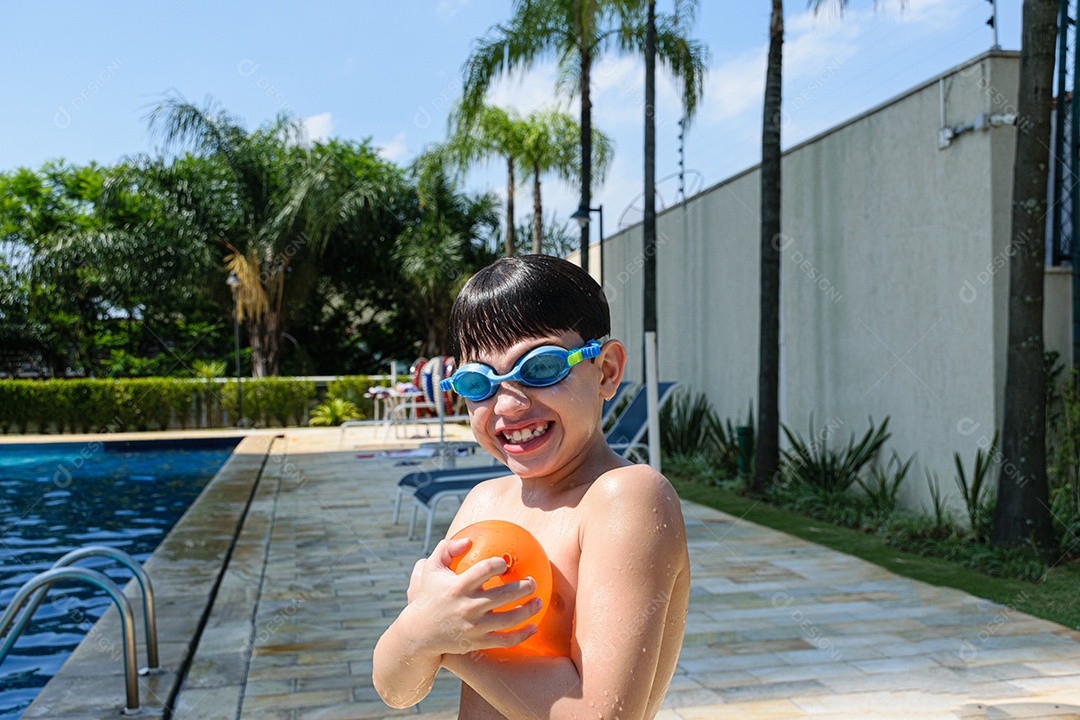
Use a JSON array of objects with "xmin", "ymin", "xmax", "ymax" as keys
[{"xmin": 440, "ymin": 340, "xmax": 602, "ymax": 402}]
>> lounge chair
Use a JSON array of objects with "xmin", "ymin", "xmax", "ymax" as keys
[{"xmin": 407, "ymin": 381, "xmax": 678, "ymax": 553}]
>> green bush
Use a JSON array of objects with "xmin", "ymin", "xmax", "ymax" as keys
[
  {"xmin": 1048, "ymin": 362, "xmax": 1080, "ymax": 552},
  {"xmin": 923, "ymin": 470, "xmax": 954, "ymax": 536},
  {"xmin": 219, "ymin": 378, "xmax": 316, "ymax": 428},
  {"xmin": 0, "ymin": 380, "xmax": 33, "ymax": 433},
  {"xmin": 856, "ymin": 450, "xmax": 915, "ymax": 522},
  {"xmin": 659, "ymin": 389, "xmax": 742, "ymax": 478},
  {"xmin": 954, "ymin": 433, "xmax": 998, "ymax": 542},
  {"xmin": 780, "ymin": 415, "xmax": 891, "ymax": 494},
  {"xmin": 769, "ymin": 480, "xmax": 869, "ymax": 528},
  {"xmin": 0, "ymin": 376, "xmax": 318, "ymax": 433},
  {"xmin": 326, "ymin": 376, "xmax": 380, "ymax": 419},
  {"xmin": 309, "ymin": 398, "xmax": 364, "ymax": 427}
]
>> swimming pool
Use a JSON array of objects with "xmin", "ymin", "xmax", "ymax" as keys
[{"xmin": 0, "ymin": 438, "xmax": 238, "ymax": 717}]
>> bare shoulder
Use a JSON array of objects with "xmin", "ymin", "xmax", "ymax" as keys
[
  {"xmin": 584, "ymin": 463, "xmax": 683, "ymax": 512},
  {"xmin": 580, "ymin": 464, "xmax": 686, "ymax": 547},
  {"xmin": 445, "ymin": 472, "xmax": 517, "ymax": 537}
]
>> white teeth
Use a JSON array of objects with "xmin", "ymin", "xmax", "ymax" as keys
[{"xmin": 503, "ymin": 423, "xmax": 549, "ymax": 444}]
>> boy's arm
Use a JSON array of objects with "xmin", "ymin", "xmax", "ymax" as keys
[
  {"xmin": 442, "ymin": 465, "xmax": 689, "ymax": 720},
  {"xmin": 372, "ymin": 538, "xmax": 541, "ymax": 708}
]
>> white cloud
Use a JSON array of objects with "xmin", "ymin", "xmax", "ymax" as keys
[
  {"xmin": 437, "ymin": 0, "xmax": 470, "ymax": 20},
  {"xmin": 378, "ymin": 131, "xmax": 410, "ymax": 163},
  {"xmin": 697, "ymin": 2, "xmax": 936, "ymax": 127},
  {"xmin": 486, "ymin": 62, "xmax": 570, "ymax": 115},
  {"xmin": 592, "ymin": 55, "xmax": 640, "ymax": 94},
  {"xmin": 301, "ymin": 112, "xmax": 334, "ymax": 143},
  {"xmin": 700, "ymin": 48, "xmax": 767, "ymax": 123},
  {"xmin": 896, "ymin": 0, "xmax": 968, "ymax": 29},
  {"xmin": 784, "ymin": 17, "xmax": 862, "ymax": 83}
]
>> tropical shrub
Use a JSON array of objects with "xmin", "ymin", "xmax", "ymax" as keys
[
  {"xmin": 659, "ymin": 389, "xmax": 741, "ymax": 478},
  {"xmin": 1047, "ymin": 360, "xmax": 1080, "ymax": 554},
  {"xmin": 954, "ymin": 432, "xmax": 998, "ymax": 542},
  {"xmin": 856, "ymin": 449, "xmax": 915, "ymax": 522},
  {"xmin": 780, "ymin": 416, "xmax": 891, "ymax": 494},
  {"xmin": 0, "ymin": 376, "xmax": 321, "ymax": 433},
  {"xmin": 326, "ymin": 376, "xmax": 379, "ymax": 419},
  {"xmin": 309, "ymin": 398, "xmax": 364, "ymax": 427}
]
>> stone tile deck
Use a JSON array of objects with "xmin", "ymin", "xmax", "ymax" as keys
[{"xmin": 24, "ymin": 428, "xmax": 1080, "ymax": 719}]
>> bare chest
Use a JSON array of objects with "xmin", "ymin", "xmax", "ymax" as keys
[{"xmin": 483, "ymin": 503, "xmax": 582, "ymax": 657}]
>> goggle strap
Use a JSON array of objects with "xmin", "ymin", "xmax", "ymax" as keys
[
  {"xmin": 439, "ymin": 378, "xmax": 454, "ymax": 392},
  {"xmin": 567, "ymin": 340, "xmax": 602, "ymax": 366}
]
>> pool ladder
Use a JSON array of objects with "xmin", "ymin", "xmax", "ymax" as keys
[{"xmin": 0, "ymin": 545, "xmax": 162, "ymax": 715}]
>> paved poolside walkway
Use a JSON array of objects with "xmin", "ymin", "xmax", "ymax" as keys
[{"xmin": 28, "ymin": 428, "xmax": 1080, "ymax": 719}]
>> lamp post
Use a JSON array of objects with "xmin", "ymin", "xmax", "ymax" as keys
[
  {"xmin": 571, "ymin": 204, "xmax": 604, "ymax": 287},
  {"xmin": 226, "ymin": 272, "xmax": 243, "ymax": 428}
]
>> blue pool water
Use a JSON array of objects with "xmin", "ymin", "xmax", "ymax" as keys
[{"xmin": 0, "ymin": 438, "xmax": 238, "ymax": 717}]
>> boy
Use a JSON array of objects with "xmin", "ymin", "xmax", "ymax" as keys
[{"xmin": 373, "ymin": 255, "xmax": 689, "ymax": 719}]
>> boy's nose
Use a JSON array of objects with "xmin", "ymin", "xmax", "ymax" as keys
[{"xmin": 492, "ymin": 382, "xmax": 532, "ymax": 413}]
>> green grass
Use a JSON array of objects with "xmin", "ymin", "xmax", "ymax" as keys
[{"xmin": 670, "ymin": 474, "xmax": 1080, "ymax": 631}]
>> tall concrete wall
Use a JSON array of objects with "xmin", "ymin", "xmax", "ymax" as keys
[{"xmin": 601, "ymin": 51, "xmax": 1073, "ymax": 509}]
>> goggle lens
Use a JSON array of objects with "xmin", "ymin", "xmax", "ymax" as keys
[
  {"xmin": 441, "ymin": 340, "xmax": 602, "ymax": 401},
  {"xmin": 520, "ymin": 354, "xmax": 568, "ymax": 384},
  {"xmin": 454, "ymin": 373, "xmax": 493, "ymax": 400}
]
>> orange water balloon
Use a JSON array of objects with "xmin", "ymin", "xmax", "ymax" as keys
[{"xmin": 448, "ymin": 520, "xmax": 553, "ymax": 638}]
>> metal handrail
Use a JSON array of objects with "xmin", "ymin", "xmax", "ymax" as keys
[
  {"xmin": 56, "ymin": 546, "xmax": 160, "ymax": 673},
  {"xmin": 0, "ymin": 567, "xmax": 140, "ymax": 714},
  {"xmin": 0, "ymin": 546, "xmax": 160, "ymax": 674}
]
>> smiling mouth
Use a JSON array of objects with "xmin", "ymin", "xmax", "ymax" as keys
[{"xmin": 500, "ymin": 423, "xmax": 551, "ymax": 444}]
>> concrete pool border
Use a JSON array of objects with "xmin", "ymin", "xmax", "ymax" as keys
[{"xmin": 19, "ymin": 433, "xmax": 280, "ymax": 719}]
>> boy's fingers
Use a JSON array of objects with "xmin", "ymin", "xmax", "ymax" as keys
[
  {"xmin": 459, "ymin": 555, "xmax": 509, "ymax": 588},
  {"xmin": 429, "ymin": 537, "xmax": 464, "ymax": 569},
  {"xmin": 481, "ymin": 595, "xmax": 544, "ymax": 632},
  {"xmin": 483, "ymin": 577, "xmax": 537, "ymax": 607},
  {"xmin": 446, "ymin": 537, "xmax": 472, "ymax": 558},
  {"xmin": 487, "ymin": 623, "xmax": 539, "ymax": 649}
]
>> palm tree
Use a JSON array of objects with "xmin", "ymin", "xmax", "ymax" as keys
[
  {"xmin": 752, "ymin": 0, "xmax": 786, "ymax": 496},
  {"xmin": 752, "ymin": 0, "xmax": 905, "ymax": 496},
  {"xmin": 397, "ymin": 148, "xmax": 500, "ymax": 355},
  {"xmin": 445, "ymin": 104, "xmax": 528, "ymax": 257},
  {"xmin": 991, "ymin": 0, "xmax": 1058, "ymax": 554},
  {"xmin": 461, "ymin": 0, "xmax": 707, "ymax": 274},
  {"xmin": 520, "ymin": 108, "xmax": 614, "ymax": 254},
  {"xmin": 145, "ymin": 93, "xmax": 394, "ymax": 376}
]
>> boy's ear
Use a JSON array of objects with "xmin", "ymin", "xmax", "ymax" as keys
[{"xmin": 597, "ymin": 339, "xmax": 627, "ymax": 399}]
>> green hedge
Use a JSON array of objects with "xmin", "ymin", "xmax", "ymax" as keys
[{"xmin": 0, "ymin": 376, "xmax": 396, "ymax": 434}]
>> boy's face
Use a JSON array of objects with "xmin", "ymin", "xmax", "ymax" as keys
[{"xmin": 460, "ymin": 330, "xmax": 623, "ymax": 479}]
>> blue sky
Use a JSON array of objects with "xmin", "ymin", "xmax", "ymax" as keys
[{"xmin": 1, "ymin": 0, "xmax": 1021, "ymax": 234}]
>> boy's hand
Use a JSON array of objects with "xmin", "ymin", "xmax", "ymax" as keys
[{"xmin": 403, "ymin": 537, "xmax": 542, "ymax": 656}]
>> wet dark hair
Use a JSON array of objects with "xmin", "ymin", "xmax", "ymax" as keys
[{"xmin": 448, "ymin": 254, "xmax": 610, "ymax": 363}]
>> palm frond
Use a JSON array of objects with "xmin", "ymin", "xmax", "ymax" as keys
[
  {"xmin": 653, "ymin": 13, "xmax": 710, "ymax": 124},
  {"xmin": 223, "ymin": 247, "xmax": 269, "ymax": 322}
]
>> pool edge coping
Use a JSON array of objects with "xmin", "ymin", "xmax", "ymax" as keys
[{"xmin": 18, "ymin": 433, "xmax": 280, "ymax": 719}]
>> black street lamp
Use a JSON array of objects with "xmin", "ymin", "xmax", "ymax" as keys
[
  {"xmin": 226, "ymin": 272, "xmax": 243, "ymax": 428},
  {"xmin": 571, "ymin": 204, "xmax": 604, "ymax": 287}
]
